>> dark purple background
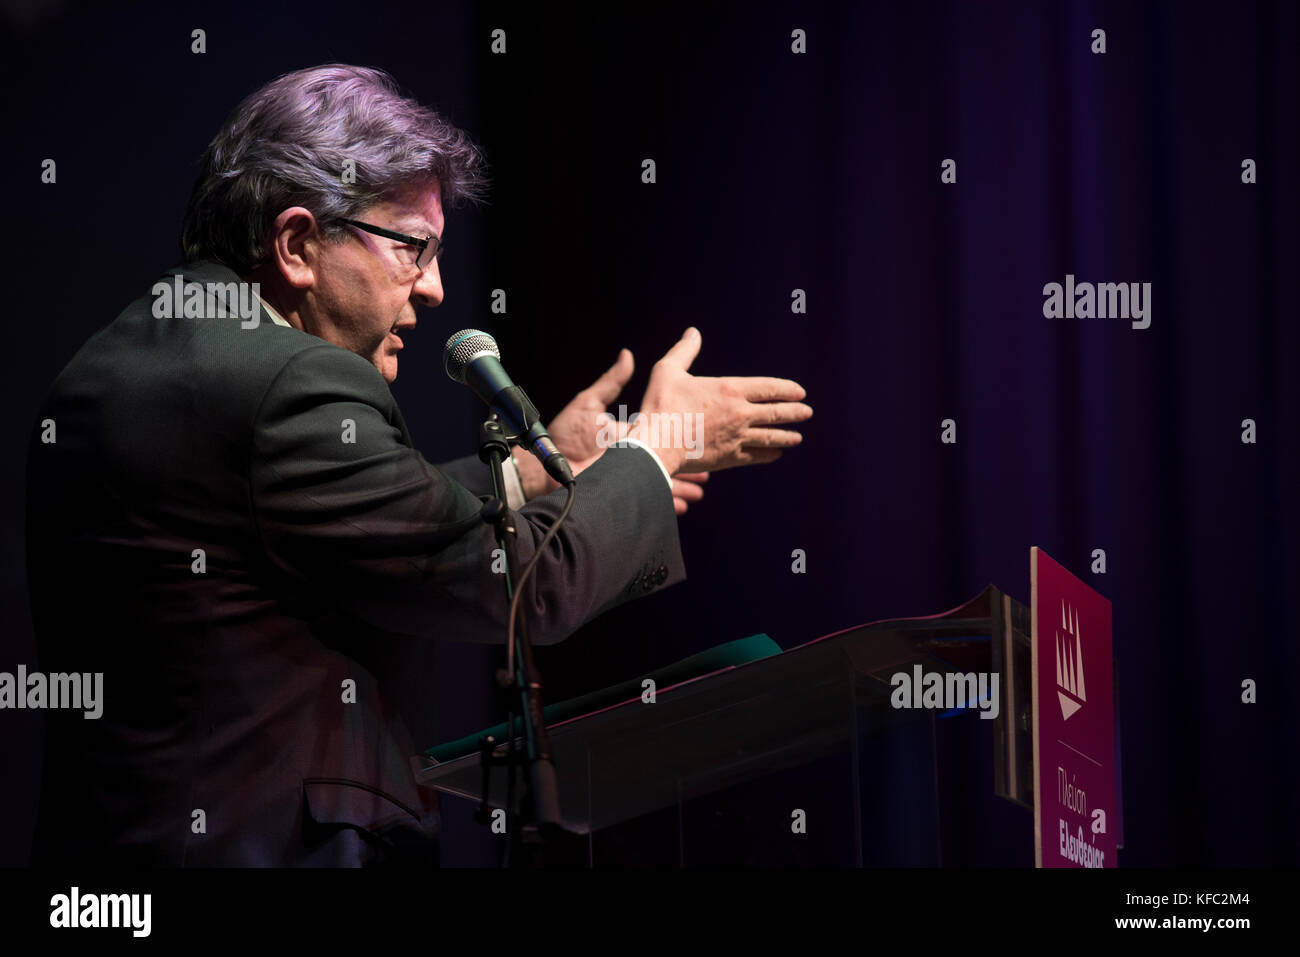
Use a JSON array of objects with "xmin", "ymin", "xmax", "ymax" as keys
[{"xmin": 1, "ymin": 0, "xmax": 1294, "ymax": 866}]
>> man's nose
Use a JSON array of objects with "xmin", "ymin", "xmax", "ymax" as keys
[{"xmin": 411, "ymin": 259, "xmax": 443, "ymax": 308}]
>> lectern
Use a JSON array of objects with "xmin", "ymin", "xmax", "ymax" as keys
[{"xmin": 418, "ymin": 551, "xmax": 1120, "ymax": 866}]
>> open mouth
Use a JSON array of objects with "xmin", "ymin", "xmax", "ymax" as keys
[{"xmin": 388, "ymin": 318, "xmax": 413, "ymax": 346}]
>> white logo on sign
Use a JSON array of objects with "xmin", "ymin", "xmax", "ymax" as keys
[{"xmin": 1055, "ymin": 601, "xmax": 1086, "ymax": 720}]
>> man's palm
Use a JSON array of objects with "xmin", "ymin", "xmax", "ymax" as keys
[
  {"xmin": 549, "ymin": 348, "xmax": 636, "ymax": 471},
  {"xmin": 542, "ymin": 348, "xmax": 710, "ymax": 515}
]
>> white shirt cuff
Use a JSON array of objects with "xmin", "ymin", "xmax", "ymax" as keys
[
  {"xmin": 503, "ymin": 452, "xmax": 527, "ymax": 509},
  {"xmin": 616, "ymin": 437, "xmax": 674, "ymax": 490}
]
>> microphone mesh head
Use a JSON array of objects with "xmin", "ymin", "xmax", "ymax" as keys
[{"xmin": 443, "ymin": 329, "xmax": 500, "ymax": 383}]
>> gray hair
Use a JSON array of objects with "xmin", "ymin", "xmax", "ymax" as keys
[{"xmin": 180, "ymin": 64, "xmax": 489, "ymax": 274}]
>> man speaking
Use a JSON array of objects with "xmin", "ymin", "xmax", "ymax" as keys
[{"xmin": 25, "ymin": 64, "xmax": 811, "ymax": 866}]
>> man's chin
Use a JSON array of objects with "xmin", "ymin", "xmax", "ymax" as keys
[{"xmin": 371, "ymin": 351, "xmax": 399, "ymax": 383}]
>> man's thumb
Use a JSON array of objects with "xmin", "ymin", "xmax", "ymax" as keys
[
  {"xmin": 588, "ymin": 347, "xmax": 634, "ymax": 405},
  {"xmin": 661, "ymin": 326, "xmax": 702, "ymax": 370}
]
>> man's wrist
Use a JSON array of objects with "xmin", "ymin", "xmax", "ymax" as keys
[
  {"xmin": 513, "ymin": 448, "xmax": 561, "ymax": 501},
  {"xmin": 617, "ymin": 436, "xmax": 674, "ymax": 490},
  {"xmin": 624, "ymin": 418, "xmax": 685, "ymax": 476}
]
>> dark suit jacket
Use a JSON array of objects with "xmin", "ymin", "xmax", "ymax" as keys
[{"xmin": 26, "ymin": 260, "xmax": 684, "ymax": 866}]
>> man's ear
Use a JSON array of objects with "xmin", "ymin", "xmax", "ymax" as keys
[{"xmin": 269, "ymin": 207, "xmax": 321, "ymax": 290}]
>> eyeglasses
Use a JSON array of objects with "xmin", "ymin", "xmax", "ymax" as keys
[{"xmin": 338, "ymin": 218, "xmax": 445, "ymax": 271}]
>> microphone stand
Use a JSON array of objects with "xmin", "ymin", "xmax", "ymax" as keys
[{"xmin": 474, "ymin": 414, "xmax": 565, "ymax": 866}]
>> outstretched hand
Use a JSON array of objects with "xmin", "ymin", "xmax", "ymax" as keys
[
  {"xmin": 514, "ymin": 347, "xmax": 712, "ymax": 514},
  {"xmin": 630, "ymin": 327, "xmax": 812, "ymax": 476}
]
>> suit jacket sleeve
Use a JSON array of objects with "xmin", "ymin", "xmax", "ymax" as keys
[
  {"xmin": 437, "ymin": 453, "xmax": 493, "ymax": 498},
  {"xmin": 249, "ymin": 344, "xmax": 684, "ymax": 646}
]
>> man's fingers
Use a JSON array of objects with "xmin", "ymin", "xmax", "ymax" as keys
[
  {"xmin": 674, "ymin": 471, "xmax": 709, "ymax": 485},
  {"xmin": 742, "ymin": 428, "xmax": 804, "ymax": 448},
  {"xmin": 583, "ymin": 348, "xmax": 635, "ymax": 407},
  {"xmin": 722, "ymin": 376, "xmax": 807, "ymax": 402},
  {"xmin": 737, "ymin": 447, "xmax": 784, "ymax": 467},
  {"xmin": 658, "ymin": 327, "xmax": 702, "ymax": 372},
  {"xmin": 671, "ymin": 476, "xmax": 707, "ymax": 503},
  {"xmin": 747, "ymin": 401, "xmax": 813, "ymax": 427}
]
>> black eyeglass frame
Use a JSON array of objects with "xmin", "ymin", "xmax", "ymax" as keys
[{"xmin": 338, "ymin": 218, "xmax": 444, "ymax": 270}]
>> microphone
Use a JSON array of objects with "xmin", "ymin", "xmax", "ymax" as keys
[{"xmin": 443, "ymin": 329, "xmax": 574, "ymax": 486}]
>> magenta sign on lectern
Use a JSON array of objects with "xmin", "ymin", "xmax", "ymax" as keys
[{"xmin": 1031, "ymin": 547, "xmax": 1116, "ymax": 867}]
